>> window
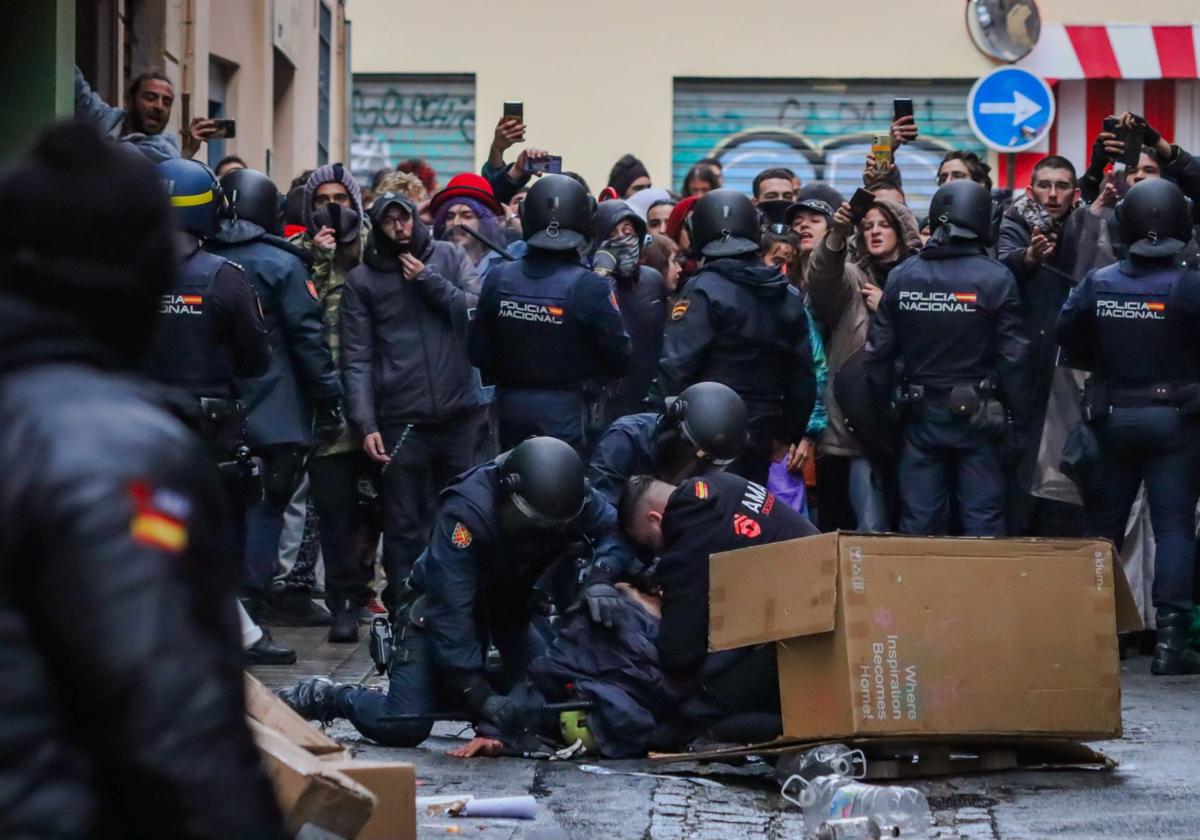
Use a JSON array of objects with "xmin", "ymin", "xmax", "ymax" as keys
[{"xmin": 317, "ymin": 2, "xmax": 332, "ymax": 165}]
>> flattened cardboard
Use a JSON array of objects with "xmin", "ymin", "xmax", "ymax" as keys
[
  {"xmin": 707, "ymin": 534, "xmax": 1132, "ymax": 746},
  {"xmin": 326, "ymin": 761, "xmax": 416, "ymax": 840},
  {"xmin": 708, "ymin": 533, "xmax": 838, "ymax": 651},
  {"xmin": 250, "ymin": 718, "xmax": 375, "ymax": 838},
  {"xmin": 245, "ymin": 673, "xmax": 346, "ymax": 756}
]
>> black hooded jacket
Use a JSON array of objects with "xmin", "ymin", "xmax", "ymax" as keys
[
  {"xmin": 340, "ymin": 207, "xmax": 481, "ymax": 433},
  {"xmin": 0, "ymin": 294, "xmax": 283, "ymax": 839},
  {"xmin": 655, "ymin": 256, "xmax": 816, "ymax": 443}
]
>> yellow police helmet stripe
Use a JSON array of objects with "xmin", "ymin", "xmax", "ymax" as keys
[{"xmin": 171, "ymin": 189, "xmax": 215, "ymax": 208}]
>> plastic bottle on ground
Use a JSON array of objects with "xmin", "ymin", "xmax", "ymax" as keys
[{"xmin": 782, "ymin": 775, "xmax": 931, "ymax": 838}]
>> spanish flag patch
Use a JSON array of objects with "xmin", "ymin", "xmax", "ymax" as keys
[
  {"xmin": 671, "ymin": 299, "xmax": 690, "ymax": 321},
  {"xmin": 129, "ymin": 481, "xmax": 189, "ymax": 553},
  {"xmin": 694, "ymin": 480, "xmax": 709, "ymax": 499},
  {"xmin": 451, "ymin": 521, "xmax": 473, "ymax": 549}
]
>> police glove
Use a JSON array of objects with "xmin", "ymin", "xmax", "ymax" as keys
[
  {"xmin": 313, "ymin": 397, "xmax": 347, "ymax": 443},
  {"xmin": 583, "ymin": 582, "xmax": 624, "ymax": 628},
  {"xmin": 480, "ymin": 693, "xmax": 522, "ymax": 735},
  {"xmin": 592, "ymin": 249, "xmax": 618, "ymax": 277}
]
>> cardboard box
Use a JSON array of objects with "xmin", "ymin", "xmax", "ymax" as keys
[
  {"xmin": 245, "ymin": 673, "xmax": 348, "ymax": 757},
  {"xmin": 250, "ymin": 718, "xmax": 376, "ymax": 838},
  {"xmin": 325, "ymin": 761, "xmax": 417, "ymax": 840},
  {"xmin": 708, "ymin": 534, "xmax": 1141, "ymax": 744}
]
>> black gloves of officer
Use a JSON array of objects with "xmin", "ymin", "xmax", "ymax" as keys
[
  {"xmin": 449, "ymin": 671, "xmax": 521, "ymax": 735},
  {"xmin": 313, "ymin": 397, "xmax": 347, "ymax": 443},
  {"xmin": 583, "ymin": 582, "xmax": 625, "ymax": 628}
]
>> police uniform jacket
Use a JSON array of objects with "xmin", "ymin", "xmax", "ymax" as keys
[
  {"xmin": 410, "ymin": 461, "xmax": 633, "ymax": 678},
  {"xmin": 0, "ymin": 295, "xmax": 284, "ymax": 838},
  {"xmin": 208, "ymin": 219, "xmax": 341, "ymax": 447},
  {"xmin": 655, "ymin": 471, "xmax": 818, "ymax": 679},
  {"xmin": 587, "ymin": 412, "xmax": 659, "ymax": 506}
]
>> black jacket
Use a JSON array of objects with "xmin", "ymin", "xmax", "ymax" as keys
[
  {"xmin": 340, "ymin": 235, "xmax": 480, "ymax": 433},
  {"xmin": 208, "ymin": 220, "xmax": 340, "ymax": 446},
  {"xmin": 0, "ymin": 295, "xmax": 284, "ymax": 839},
  {"xmin": 655, "ymin": 258, "xmax": 815, "ymax": 443},
  {"xmin": 605, "ymin": 268, "xmax": 667, "ymax": 424},
  {"xmin": 655, "ymin": 471, "xmax": 818, "ymax": 678}
]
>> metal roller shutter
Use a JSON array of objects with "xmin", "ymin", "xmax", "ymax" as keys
[
  {"xmin": 673, "ymin": 79, "xmax": 987, "ymax": 213},
  {"xmin": 350, "ymin": 74, "xmax": 475, "ymax": 186}
]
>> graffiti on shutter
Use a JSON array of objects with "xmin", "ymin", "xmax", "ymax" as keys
[{"xmin": 674, "ymin": 80, "xmax": 988, "ymax": 213}]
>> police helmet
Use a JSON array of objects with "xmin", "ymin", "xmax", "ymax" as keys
[
  {"xmin": 158, "ymin": 157, "xmax": 224, "ymax": 239},
  {"xmin": 928, "ymin": 180, "xmax": 993, "ymax": 245},
  {"xmin": 1117, "ymin": 178, "xmax": 1193, "ymax": 259},
  {"xmin": 654, "ymin": 382, "xmax": 748, "ymax": 482},
  {"xmin": 520, "ymin": 174, "xmax": 595, "ymax": 252},
  {"xmin": 690, "ymin": 189, "xmax": 761, "ymax": 258},
  {"xmin": 221, "ymin": 168, "xmax": 283, "ymax": 235},
  {"xmin": 498, "ymin": 437, "xmax": 587, "ymax": 531}
]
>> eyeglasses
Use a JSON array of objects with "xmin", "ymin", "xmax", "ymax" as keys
[{"xmin": 1034, "ymin": 180, "xmax": 1075, "ymax": 193}]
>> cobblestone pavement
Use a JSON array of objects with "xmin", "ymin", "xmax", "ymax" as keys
[{"xmin": 254, "ymin": 624, "xmax": 1200, "ymax": 839}]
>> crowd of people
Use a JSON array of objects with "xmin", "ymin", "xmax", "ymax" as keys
[{"xmin": 3, "ymin": 65, "xmax": 1200, "ymax": 833}]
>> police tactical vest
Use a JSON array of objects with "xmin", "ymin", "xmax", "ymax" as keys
[
  {"xmin": 145, "ymin": 249, "xmax": 236, "ymax": 396},
  {"xmin": 487, "ymin": 259, "xmax": 599, "ymax": 389},
  {"xmin": 1091, "ymin": 262, "xmax": 1200, "ymax": 385}
]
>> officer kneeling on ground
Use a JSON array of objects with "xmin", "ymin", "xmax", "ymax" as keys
[
  {"xmin": 866, "ymin": 180, "xmax": 1031, "ymax": 537},
  {"xmin": 1058, "ymin": 178, "xmax": 1200, "ymax": 676},
  {"xmin": 653, "ymin": 189, "xmax": 816, "ymax": 484},
  {"xmin": 619, "ymin": 471, "xmax": 818, "ymax": 741},
  {"xmin": 588, "ymin": 380, "xmax": 748, "ymax": 506},
  {"xmin": 468, "ymin": 174, "xmax": 631, "ymax": 454},
  {"xmin": 277, "ymin": 437, "xmax": 634, "ymax": 746}
]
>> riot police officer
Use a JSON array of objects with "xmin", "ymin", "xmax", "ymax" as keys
[
  {"xmin": 468, "ymin": 174, "xmax": 631, "ymax": 454},
  {"xmin": 208, "ymin": 167, "xmax": 344, "ymax": 620},
  {"xmin": 1058, "ymin": 178, "xmax": 1200, "ymax": 676},
  {"xmin": 654, "ymin": 189, "xmax": 816, "ymax": 484},
  {"xmin": 0, "ymin": 120, "xmax": 284, "ymax": 838},
  {"xmin": 277, "ymin": 437, "xmax": 634, "ymax": 746},
  {"xmin": 588, "ymin": 380, "xmax": 748, "ymax": 506},
  {"xmin": 149, "ymin": 158, "xmax": 296, "ymax": 665},
  {"xmin": 865, "ymin": 180, "xmax": 1031, "ymax": 537}
]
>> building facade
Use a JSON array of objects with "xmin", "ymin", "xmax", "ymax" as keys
[
  {"xmin": 347, "ymin": 0, "xmax": 1199, "ymax": 210},
  {"xmin": 2, "ymin": 0, "xmax": 351, "ymax": 188}
]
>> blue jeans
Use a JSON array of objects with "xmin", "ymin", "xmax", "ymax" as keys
[
  {"xmin": 848, "ymin": 457, "xmax": 889, "ymax": 532},
  {"xmin": 338, "ymin": 620, "xmax": 545, "ymax": 747},
  {"xmin": 898, "ymin": 408, "xmax": 1006, "ymax": 537},
  {"xmin": 1088, "ymin": 406, "xmax": 1200, "ymax": 610}
]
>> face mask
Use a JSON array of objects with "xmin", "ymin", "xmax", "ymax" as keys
[
  {"xmin": 312, "ymin": 203, "xmax": 361, "ymax": 243},
  {"xmin": 602, "ymin": 233, "xmax": 641, "ymax": 279}
]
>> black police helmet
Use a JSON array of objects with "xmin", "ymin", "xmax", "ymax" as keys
[
  {"xmin": 654, "ymin": 382, "xmax": 748, "ymax": 481},
  {"xmin": 222, "ymin": 168, "xmax": 283, "ymax": 235},
  {"xmin": 1117, "ymin": 177, "xmax": 1192, "ymax": 259},
  {"xmin": 691, "ymin": 189, "xmax": 761, "ymax": 258},
  {"xmin": 520, "ymin": 174, "xmax": 595, "ymax": 252},
  {"xmin": 928, "ymin": 180, "xmax": 993, "ymax": 245},
  {"xmin": 498, "ymin": 437, "xmax": 587, "ymax": 530}
]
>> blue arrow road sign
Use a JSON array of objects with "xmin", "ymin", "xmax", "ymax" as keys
[{"xmin": 968, "ymin": 67, "xmax": 1055, "ymax": 153}]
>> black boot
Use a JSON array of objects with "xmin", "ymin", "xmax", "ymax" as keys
[
  {"xmin": 277, "ymin": 677, "xmax": 350, "ymax": 723},
  {"xmin": 245, "ymin": 628, "xmax": 297, "ymax": 665},
  {"xmin": 327, "ymin": 599, "xmax": 360, "ymax": 644},
  {"xmin": 1151, "ymin": 607, "xmax": 1200, "ymax": 676},
  {"xmin": 263, "ymin": 590, "xmax": 332, "ymax": 626}
]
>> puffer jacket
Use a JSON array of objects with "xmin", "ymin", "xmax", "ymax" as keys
[
  {"xmin": 806, "ymin": 198, "xmax": 922, "ymax": 456},
  {"xmin": 0, "ymin": 295, "xmax": 284, "ymax": 839},
  {"xmin": 340, "ymin": 221, "xmax": 481, "ymax": 434}
]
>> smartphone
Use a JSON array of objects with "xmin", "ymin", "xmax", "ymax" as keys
[
  {"xmin": 210, "ymin": 119, "xmax": 236, "ymax": 140},
  {"xmin": 1119, "ymin": 123, "xmax": 1145, "ymax": 168},
  {"xmin": 525, "ymin": 155, "xmax": 563, "ymax": 174},
  {"xmin": 893, "ymin": 97, "xmax": 914, "ymax": 122},
  {"xmin": 871, "ymin": 133, "xmax": 893, "ymax": 172},
  {"xmin": 503, "ymin": 101, "xmax": 523, "ymax": 122},
  {"xmin": 849, "ymin": 188, "xmax": 875, "ymax": 224}
]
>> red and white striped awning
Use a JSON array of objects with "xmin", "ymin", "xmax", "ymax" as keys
[{"xmin": 1017, "ymin": 23, "xmax": 1200, "ymax": 79}]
